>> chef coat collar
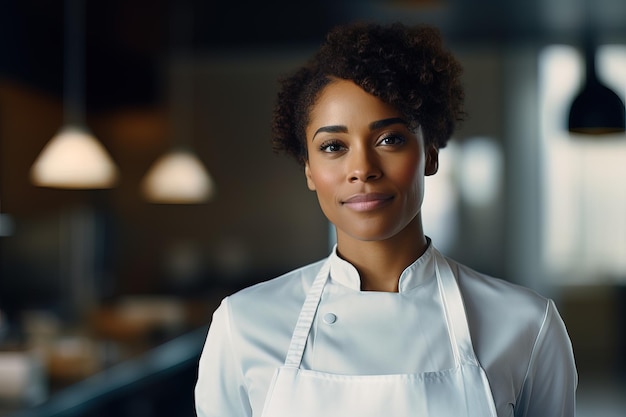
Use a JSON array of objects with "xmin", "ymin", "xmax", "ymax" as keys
[{"xmin": 328, "ymin": 238, "xmax": 437, "ymax": 293}]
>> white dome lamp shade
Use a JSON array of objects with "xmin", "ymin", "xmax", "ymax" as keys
[
  {"xmin": 141, "ymin": 148, "xmax": 215, "ymax": 204},
  {"xmin": 141, "ymin": 1, "xmax": 215, "ymax": 204},
  {"xmin": 30, "ymin": 125, "xmax": 118, "ymax": 189},
  {"xmin": 31, "ymin": 0, "xmax": 119, "ymax": 189}
]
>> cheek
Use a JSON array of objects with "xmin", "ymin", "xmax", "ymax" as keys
[
  {"xmin": 391, "ymin": 155, "xmax": 424, "ymax": 188},
  {"xmin": 310, "ymin": 168, "xmax": 338, "ymax": 197}
]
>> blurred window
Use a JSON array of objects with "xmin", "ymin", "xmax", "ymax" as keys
[
  {"xmin": 540, "ymin": 45, "xmax": 626, "ymax": 284},
  {"xmin": 423, "ymin": 141, "xmax": 460, "ymax": 253},
  {"xmin": 423, "ymin": 137, "xmax": 503, "ymax": 255}
]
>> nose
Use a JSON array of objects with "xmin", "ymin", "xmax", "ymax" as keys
[{"xmin": 347, "ymin": 147, "xmax": 382, "ymax": 183}]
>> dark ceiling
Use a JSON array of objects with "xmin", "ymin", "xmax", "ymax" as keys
[{"xmin": 1, "ymin": 0, "xmax": 625, "ymax": 113}]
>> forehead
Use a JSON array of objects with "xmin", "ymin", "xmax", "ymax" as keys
[{"xmin": 307, "ymin": 79, "xmax": 402, "ymax": 132}]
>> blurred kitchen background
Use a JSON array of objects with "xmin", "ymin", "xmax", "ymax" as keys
[{"xmin": 1, "ymin": 0, "xmax": 625, "ymax": 415}]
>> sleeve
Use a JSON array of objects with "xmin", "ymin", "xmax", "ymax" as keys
[
  {"xmin": 194, "ymin": 297, "xmax": 252, "ymax": 417},
  {"xmin": 515, "ymin": 299, "xmax": 578, "ymax": 417}
]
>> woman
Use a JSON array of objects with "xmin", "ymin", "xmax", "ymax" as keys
[{"xmin": 195, "ymin": 22, "xmax": 577, "ymax": 417}]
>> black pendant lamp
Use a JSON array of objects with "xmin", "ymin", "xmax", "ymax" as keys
[{"xmin": 567, "ymin": 35, "xmax": 626, "ymax": 135}]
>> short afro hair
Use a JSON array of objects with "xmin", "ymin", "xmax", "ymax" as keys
[{"xmin": 271, "ymin": 21, "xmax": 465, "ymax": 166}]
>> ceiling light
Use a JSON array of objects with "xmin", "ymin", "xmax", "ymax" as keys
[
  {"xmin": 140, "ymin": 0, "xmax": 214, "ymax": 204},
  {"xmin": 568, "ymin": 38, "xmax": 625, "ymax": 134},
  {"xmin": 30, "ymin": 126, "xmax": 118, "ymax": 188},
  {"xmin": 141, "ymin": 148, "xmax": 215, "ymax": 203},
  {"xmin": 30, "ymin": 0, "xmax": 119, "ymax": 189}
]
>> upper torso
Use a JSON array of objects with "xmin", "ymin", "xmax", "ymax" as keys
[{"xmin": 195, "ymin": 244, "xmax": 577, "ymax": 417}]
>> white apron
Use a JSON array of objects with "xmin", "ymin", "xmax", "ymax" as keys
[{"xmin": 260, "ymin": 250, "xmax": 498, "ymax": 417}]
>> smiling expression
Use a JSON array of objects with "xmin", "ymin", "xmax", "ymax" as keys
[{"xmin": 304, "ymin": 79, "xmax": 438, "ymax": 245}]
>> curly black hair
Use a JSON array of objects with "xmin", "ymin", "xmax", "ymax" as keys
[{"xmin": 271, "ymin": 21, "xmax": 465, "ymax": 166}]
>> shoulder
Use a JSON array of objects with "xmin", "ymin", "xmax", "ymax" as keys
[
  {"xmin": 225, "ymin": 258, "xmax": 326, "ymax": 320},
  {"xmin": 448, "ymin": 257, "xmax": 550, "ymax": 324},
  {"xmin": 445, "ymin": 256, "xmax": 555, "ymax": 366},
  {"xmin": 230, "ymin": 258, "xmax": 325, "ymax": 300},
  {"xmin": 445, "ymin": 257, "xmax": 576, "ymax": 408},
  {"xmin": 209, "ymin": 258, "xmax": 327, "ymax": 377}
]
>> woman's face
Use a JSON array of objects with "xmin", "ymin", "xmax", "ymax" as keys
[{"xmin": 304, "ymin": 79, "xmax": 438, "ymax": 244}]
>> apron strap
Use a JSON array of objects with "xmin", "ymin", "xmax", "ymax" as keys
[
  {"xmin": 284, "ymin": 259, "xmax": 331, "ymax": 368},
  {"xmin": 435, "ymin": 255, "xmax": 479, "ymax": 367}
]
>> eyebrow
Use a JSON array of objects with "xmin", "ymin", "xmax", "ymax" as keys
[
  {"xmin": 312, "ymin": 125, "xmax": 348, "ymax": 140},
  {"xmin": 369, "ymin": 117, "xmax": 408, "ymax": 131},
  {"xmin": 312, "ymin": 117, "xmax": 409, "ymax": 141}
]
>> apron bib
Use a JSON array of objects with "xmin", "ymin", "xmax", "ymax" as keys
[{"xmin": 260, "ymin": 250, "xmax": 498, "ymax": 417}]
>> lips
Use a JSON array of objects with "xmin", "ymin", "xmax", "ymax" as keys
[{"xmin": 342, "ymin": 193, "xmax": 394, "ymax": 212}]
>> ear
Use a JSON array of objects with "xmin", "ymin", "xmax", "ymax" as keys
[
  {"xmin": 425, "ymin": 145, "xmax": 439, "ymax": 176},
  {"xmin": 304, "ymin": 161, "xmax": 316, "ymax": 190}
]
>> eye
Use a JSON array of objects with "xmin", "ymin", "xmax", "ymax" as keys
[
  {"xmin": 378, "ymin": 133, "xmax": 406, "ymax": 146},
  {"xmin": 319, "ymin": 139, "xmax": 345, "ymax": 153}
]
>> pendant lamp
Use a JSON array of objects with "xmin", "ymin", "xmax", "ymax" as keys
[
  {"xmin": 141, "ymin": 148, "xmax": 214, "ymax": 203},
  {"xmin": 567, "ymin": 34, "xmax": 626, "ymax": 135},
  {"xmin": 31, "ymin": 126, "xmax": 118, "ymax": 188},
  {"xmin": 140, "ymin": 0, "xmax": 214, "ymax": 203},
  {"xmin": 31, "ymin": 0, "xmax": 118, "ymax": 189}
]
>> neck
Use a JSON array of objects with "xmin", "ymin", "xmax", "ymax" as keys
[{"xmin": 335, "ymin": 217, "xmax": 429, "ymax": 292}]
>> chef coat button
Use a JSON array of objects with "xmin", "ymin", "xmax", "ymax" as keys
[{"xmin": 323, "ymin": 313, "xmax": 337, "ymax": 324}]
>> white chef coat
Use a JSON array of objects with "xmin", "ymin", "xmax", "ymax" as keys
[{"xmin": 195, "ymin": 242, "xmax": 577, "ymax": 417}]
